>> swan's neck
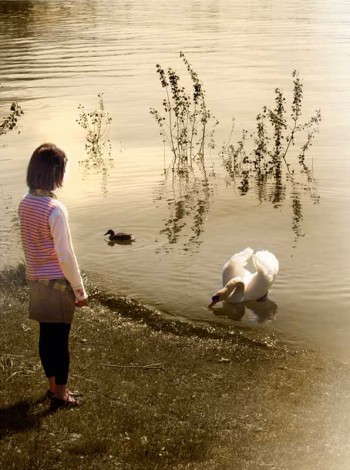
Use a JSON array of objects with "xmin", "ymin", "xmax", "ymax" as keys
[{"xmin": 225, "ymin": 278, "xmax": 245, "ymax": 303}]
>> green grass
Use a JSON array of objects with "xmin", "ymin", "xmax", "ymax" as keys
[{"xmin": 1, "ymin": 265, "xmax": 350, "ymax": 469}]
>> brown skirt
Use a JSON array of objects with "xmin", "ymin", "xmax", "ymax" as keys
[{"xmin": 28, "ymin": 279, "xmax": 76, "ymax": 324}]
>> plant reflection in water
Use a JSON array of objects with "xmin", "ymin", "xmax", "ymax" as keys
[
  {"xmin": 151, "ymin": 57, "xmax": 322, "ymax": 248},
  {"xmin": 154, "ymin": 161, "xmax": 216, "ymax": 253},
  {"xmin": 77, "ymin": 93, "xmax": 114, "ymax": 195},
  {"xmin": 220, "ymin": 71, "xmax": 321, "ymax": 243},
  {"xmin": 151, "ymin": 52, "xmax": 220, "ymax": 253}
]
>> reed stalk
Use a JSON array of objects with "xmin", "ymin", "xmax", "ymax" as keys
[{"xmin": 150, "ymin": 52, "xmax": 218, "ymax": 173}]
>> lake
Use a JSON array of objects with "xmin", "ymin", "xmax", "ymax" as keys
[{"xmin": 1, "ymin": 0, "xmax": 350, "ymax": 358}]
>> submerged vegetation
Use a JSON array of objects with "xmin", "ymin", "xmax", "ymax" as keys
[
  {"xmin": 150, "ymin": 52, "xmax": 218, "ymax": 173},
  {"xmin": 151, "ymin": 55, "xmax": 321, "ymax": 244},
  {"xmin": 219, "ymin": 71, "xmax": 321, "ymax": 198},
  {"xmin": 1, "ymin": 57, "xmax": 321, "ymax": 250},
  {"xmin": 219, "ymin": 71, "xmax": 321, "ymax": 241},
  {"xmin": 77, "ymin": 93, "xmax": 114, "ymax": 194},
  {"xmin": 77, "ymin": 93, "xmax": 112, "ymax": 155},
  {"xmin": 0, "ymin": 101, "xmax": 23, "ymax": 138}
]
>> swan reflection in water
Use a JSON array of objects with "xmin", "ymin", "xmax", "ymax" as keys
[{"xmin": 210, "ymin": 298, "xmax": 278, "ymax": 324}]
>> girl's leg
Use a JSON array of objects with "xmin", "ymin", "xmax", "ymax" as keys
[
  {"xmin": 39, "ymin": 322, "xmax": 72, "ymax": 400},
  {"xmin": 47, "ymin": 377, "xmax": 56, "ymax": 394},
  {"xmin": 39, "ymin": 322, "xmax": 57, "ymax": 392},
  {"xmin": 53, "ymin": 323, "xmax": 72, "ymax": 400}
]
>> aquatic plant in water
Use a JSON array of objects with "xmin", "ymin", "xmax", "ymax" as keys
[
  {"xmin": 220, "ymin": 71, "xmax": 321, "ymax": 241},
  {"xmin": 150, "ymin": 52, "xmax": 219, "ymax": 173},
  {"xmin": 77, "ymin": 93, "xmax": 114, "ymax": 194},
  {"xmin": 0, "ymin": 102, "xmax": 23, "ymax": 137}
]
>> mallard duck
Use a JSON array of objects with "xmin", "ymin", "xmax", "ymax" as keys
[
  {"xmin": 104, "ymin": 229, "xmax": 135, "ymax": 242},
  {"xmin": 209, "ymin": 247, "xmax": 279, "ymax": 307}
]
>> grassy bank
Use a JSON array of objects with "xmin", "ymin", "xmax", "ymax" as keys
[{"xmin": 1, "ymin": 266, "xmax": 350, "ymax": 469}]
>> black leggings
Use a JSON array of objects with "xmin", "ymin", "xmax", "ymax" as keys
[{"xmin": 39, "ymin": 322, "xmax": 71, "ymax": 386}]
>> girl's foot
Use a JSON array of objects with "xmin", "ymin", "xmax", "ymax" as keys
[
  {"xmin": 50, "ymin": 394, "xmax": 83, "ymax": 411},
  {"xmin": 45, "ymin": 389, "xmax": 82, "ymax": 400}
]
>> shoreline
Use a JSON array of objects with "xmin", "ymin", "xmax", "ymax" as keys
[
  {"xmin": 1, "ymin": 265, "xmax": 350, "ymax": 469},
  {"xmin": 84, "ymin": 270, "xmax": 299, "ymax": 354}
]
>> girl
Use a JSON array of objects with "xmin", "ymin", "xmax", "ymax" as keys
[{"xmin": 18, "ymin": 143, "xmax": 88, "ymax": 410}]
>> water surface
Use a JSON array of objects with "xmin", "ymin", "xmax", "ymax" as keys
[{"xmin": 1, "ymin": 0, "xmax": 350, "ymax": 358}]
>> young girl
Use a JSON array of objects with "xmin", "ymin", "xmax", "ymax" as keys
[{"xmin": 18, "ymin": 143, "xmax": 88, "ymax": 410}]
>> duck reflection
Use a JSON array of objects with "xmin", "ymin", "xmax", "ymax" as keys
[
  {"xmin": 211, "ymin": 298, "xmax": 278, "ymax": 324},
  {"xmin": 105, "ymin": 238, "xmax": 134, "ymax": 247},
  {"xmin": 154, "ymin": 161, "xmax": 216, "ymax": 253}
]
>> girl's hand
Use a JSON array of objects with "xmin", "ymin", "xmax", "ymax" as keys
[{"xmin": 75, "ymin": 299, "xmax": 88, "ymax": 308}]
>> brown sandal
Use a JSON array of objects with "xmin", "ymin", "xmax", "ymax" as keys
[
  {"xmin": 45, "ymin": 389, "xmax": 82, "ymax": 401},
  {"xmin": 50, "ymin": 395, "xmax": 83, "ymax": 411}
]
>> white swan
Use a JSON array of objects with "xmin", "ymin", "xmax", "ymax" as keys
[{"xmin": 209, "ymin": 247, "xmax": 279, "ymax": 307}]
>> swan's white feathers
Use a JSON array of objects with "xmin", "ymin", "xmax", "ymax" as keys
[
  {"xmin": 253, "ymin": 250, "xmax": 279, "ymax": 283},
  {"xmin": 212, "ymin": 247, "xmax": 279, "ymax": 305},
  {"xmin": 222, "ymin": 247, "xmax": 253, "ymax": 286}
]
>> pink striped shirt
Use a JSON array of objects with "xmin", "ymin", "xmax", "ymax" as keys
[{"xmin": 18, "ymin": 193, "xmax": 87, "ymax": 301}]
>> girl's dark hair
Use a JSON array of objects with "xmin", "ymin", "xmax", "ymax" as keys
[{"xmin": 26, "ymin": 143, "xmax": 67, "ymax": 191}]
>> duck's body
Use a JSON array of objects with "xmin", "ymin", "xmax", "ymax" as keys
[
  {"xmin": 209, "ymin": 247, "xmax": 279, "ymax": 306},
  {"xmin": 104, "ymin": 229, "xmax": 135, "ymax": 242}
]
